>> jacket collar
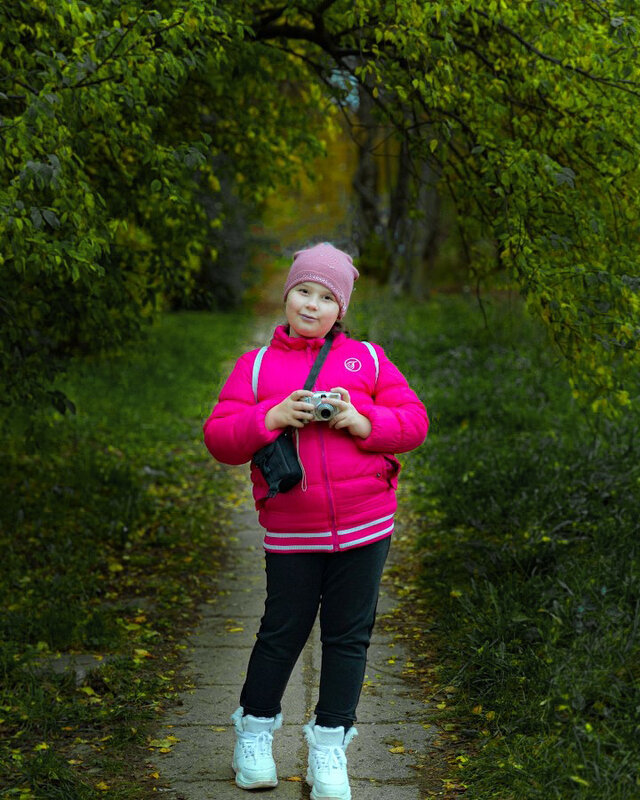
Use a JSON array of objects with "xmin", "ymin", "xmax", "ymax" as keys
[{"xmin": 270, "ymin": 324, "xmax": 345, "ymax": 351}]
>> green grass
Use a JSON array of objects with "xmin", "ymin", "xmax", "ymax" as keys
[
  {"xmin": 352, "ymin": 289, "xmax": 639, "ymax": 800},
  {"xmin": 0, "ymin": 311, "xmax": 248, "ymax": 799}
]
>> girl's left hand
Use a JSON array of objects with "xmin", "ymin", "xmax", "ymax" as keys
[{"xmin": 328, "ymin": 387, "xmax": 372, "ymax": 439}]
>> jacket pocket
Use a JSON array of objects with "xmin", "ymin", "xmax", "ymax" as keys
[{"xmin": 375, "ymin": 455, "xmax": 401, "ymax": 488}]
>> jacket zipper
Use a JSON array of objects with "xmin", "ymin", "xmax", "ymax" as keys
[
  {"xmin": 318, "ymin": 426, "xmax": 339, "ymax": 551},
  {"xmin": 307, "ymin": 342, "xmax": 339, "ymax": 551}
]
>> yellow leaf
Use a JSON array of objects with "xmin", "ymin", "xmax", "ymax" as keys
[
  {"xmin": 472, "ymin": 705, "xmax": 483, "ymax": 715},
  {"xmin": 96, "ymin": 782, "xmax": 109, "ymax": 791},
  {"xmin": 389, "ymin": 745, "xmax": 405, "ymax": 754},
  {"xmin": 34, "ymin": 742, "xmax": 49, "ymax": 751},
  {"xmin": 148, "ymin": 737, "xmax": 178, "ymax": 749},
  {"xmin": 227, "ymin": 627, "xmax": 244, "ymax": 633},
  {"xmin": 284, "ymin": 776, "xmax": 303, "ymax": 782}
]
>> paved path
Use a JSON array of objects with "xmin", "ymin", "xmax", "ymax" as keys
[{"xmin": 153, "ymin": 491, "xmax": 434, "ymax": 799}]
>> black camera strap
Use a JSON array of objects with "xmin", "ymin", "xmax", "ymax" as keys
[{"xmin": 302, "ymin": 331, "xmax": 335, "ymax": 392}]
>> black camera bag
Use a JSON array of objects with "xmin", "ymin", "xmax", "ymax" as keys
[{"xmin": 253, "ymin": 428, "xmax": 302, "ymax": 498}]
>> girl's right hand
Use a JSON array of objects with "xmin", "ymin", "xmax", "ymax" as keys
[{"xmin": 265, "ymin": 390, "xmax": 314, "ymax": 430}]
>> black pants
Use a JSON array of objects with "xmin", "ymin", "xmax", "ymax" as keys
[{"xmin": 240, "ymin": 536, "xmax": 391, "ymax": 731}]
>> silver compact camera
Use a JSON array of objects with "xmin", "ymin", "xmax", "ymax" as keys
[{"xmin": 304, "ymin": 391, "xmax": 342, "ymax": 421}]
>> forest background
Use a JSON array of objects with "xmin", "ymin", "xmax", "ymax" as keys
[{"xmin": 1, "ymin": 2, "xmax": 639, "ymax": 799}]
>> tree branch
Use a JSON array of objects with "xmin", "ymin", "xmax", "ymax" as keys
[
  {"xmin": 251, "ymin": 21, "xmax": 359, "ymax": 57},
  {"xmin": 477, "ymin": 10, "xmax": 640, "ymax": 98}
]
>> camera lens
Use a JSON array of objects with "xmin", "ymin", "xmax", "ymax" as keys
[{"xmin": 317, "ymin": 403, "xmax": 333, "ymax": 420}]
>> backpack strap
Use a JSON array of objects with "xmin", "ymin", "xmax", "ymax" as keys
[
  {"xmin": 361, "ymin": 341, "xmax": 379, "ymax": 385},
  {"xmin": 252, "ymin": 346, "xmax": 268, "ymax": 402}
]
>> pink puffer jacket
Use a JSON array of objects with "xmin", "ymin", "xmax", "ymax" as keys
[{"xmin": 203, "ymin": 326, "xmax": 428, "ymax": 553}]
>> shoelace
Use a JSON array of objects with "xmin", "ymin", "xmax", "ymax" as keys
[
  {"xmin": 240, "ymin": 731, "xmax": 273, "ymax": 763},
  {"xmin": 310, "ymin": 745, "xmax": 346, "ymax": 774}
]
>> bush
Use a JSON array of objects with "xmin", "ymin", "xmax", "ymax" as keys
[{"xmin": 353, "ymin": 289, "xmax": 640, "ymax": 800}]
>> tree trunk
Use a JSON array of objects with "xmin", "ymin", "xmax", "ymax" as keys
[{"xmin": 387, "ymin": 140, "xmax": 440, "ymax": 299}]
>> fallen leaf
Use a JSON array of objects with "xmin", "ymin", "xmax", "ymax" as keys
[{"xmin": 148, "ymin": 736, "xmax": 179, "ymax": 749}]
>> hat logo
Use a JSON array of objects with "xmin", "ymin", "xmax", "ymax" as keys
[{"xmin": 344, "ymin": 358, "xmax": 362, "ymax": 372}]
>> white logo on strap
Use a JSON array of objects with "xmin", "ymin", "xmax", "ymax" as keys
[{"xmin": 344, "ymin": 357, "xmax": 362, "ymax": 372}]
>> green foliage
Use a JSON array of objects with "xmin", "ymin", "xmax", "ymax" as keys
[
  {"xmin": 1, "ymin": 1, "xmax": 217, "ymax": 406},
  {"xmin": 247, "ymin": 1, "xmax": 640, "ymax": 407},
  {"xmin": 3, "ymin": 0, "xmax": 639, "ymax": 412},
  {"xmin": 355, "ymin": 290, "xmax": 639, "ymax": 799},
  {"xmin": 0, "ymin": 309, "xmax": 247, "ymax": 796},
  {"xmin": 0, "ymin": 0, "xmax": 333, "ymax": 412}
]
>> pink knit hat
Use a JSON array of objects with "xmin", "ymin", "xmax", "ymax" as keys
[{"xmin": 283, "ymin": 243, "xmax": 359, "ymax": 319}]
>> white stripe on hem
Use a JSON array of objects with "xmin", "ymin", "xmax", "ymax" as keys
[
  {"xmin": 263, "ymin": 543, "xmax": 335, "ymax": 552},
  {"xmin": 339, "ymin": 524, "xmax": 394, "ymax": 549},
  {"xmin": 264, "ymin": 525, "xmax": 395, "ymax": 553},
  {"xmin": 264, "ymin": 530, "xmax": 332, "ymax": 539},
  {"xmin": 264, "ymin": 515, "xmax": 395, "ymax": 546},
  {"xmin": 338, "ymin": 514, "xmax": 395, "ymax": 536}
]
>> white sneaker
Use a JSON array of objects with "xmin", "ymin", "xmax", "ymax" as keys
[
  {"xmin": 231, "ymin": 706, "xmax": 282, "ymax": 790},
  {"xmin": 304, "ymin": 721, "xmax": 358, "ymax": 800}
]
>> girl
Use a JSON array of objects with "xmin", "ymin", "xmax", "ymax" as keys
[{"xmin": 203, "ymin": 243, "xmax": 428, "ymax": 799}]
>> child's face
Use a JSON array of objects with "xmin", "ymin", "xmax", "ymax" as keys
[{"xmin": 285, "ymin": 281, "xmax": 340, "ymax": 338}]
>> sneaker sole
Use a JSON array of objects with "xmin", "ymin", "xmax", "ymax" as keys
[
  {"xmin": 233, "ymin": 765, "xmax": 278, "ymax": 790},
  {"xmin": 234, "ymin": 774, "xmax": 278, "ymax": 790},
  {"xmin": 307, "ymin": 774, "xmax": 351, "ymax": 800},
  {"xmin": 309, "ymin": 789, "xmax": 351, "ymax": 800}
]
